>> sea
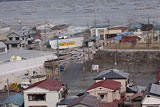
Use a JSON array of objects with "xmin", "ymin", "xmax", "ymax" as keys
[{"xmin": 0, "ymin": 0, "xmax": 160, "ymax": 27}]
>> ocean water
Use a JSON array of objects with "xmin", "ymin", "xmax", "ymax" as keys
[{"xmin": 0, "ymin": 0, "xmax": 160, "ymax": 27}]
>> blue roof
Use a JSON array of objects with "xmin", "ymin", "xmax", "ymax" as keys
[
  {"xmin": 3, "ymin": 93, "xmax": 24, "ymax": 106},
  {"xmin": 154, "ymin": 24, "xmax": 160, "ymax": 29},
  {"xmin": 131, "ymin": 24, "xmax": 142, "ymax": 29},
  {"xmin": 113, "ymin": 36, "xmax": 122, "ymax": 40}
]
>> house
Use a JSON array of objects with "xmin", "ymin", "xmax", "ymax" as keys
[
  {"xmin": 90, "ymin": 25, "xmax": 108, "ymax": 40},
  {"xmin": 5, "ymin": 32, "xmax": 22, "ymax": 49},
  {"xmin": 87, "ymin": 79, "xmax": 121, "ymax": 103},
  {"xmin": 94, "ymin": 69, "xmax": 129, "ymax": 93},
  {"xmin": 130, "ymin": 93, "xmax": 143, "ymax": 107},
  {"xmin": 67, "ymin": 94, "xmax": 100, "ymax": 107},
  {"xmin": 99, "ymin": 102, "xmax": 118, "ymax": 107},
  {"xmin": 2, "ymin": 93, "xmax": 24, "ymax": 107},
  {"xmin": 141, "ymin": 83, "xmax": 160, "ymax": 107},
  {"xmin": 0, "ymin": 27, "xmax": 10, "ymax": 41},
  {"xmin": 0, "ymin": 42, "xmax": 7, "ymax": 54},
  {"xmin": 5, "ymin": 28, "xmax": 36, "ymax": 49},
  {"xmin": 51, "ymin": 24, "xmax": 69, "ymax": 35},
  {"xmin": 24, "ymin": 79, "xmax": 66, "ymax": 107},
  {"xmin": 57, "ymin": 97, "xmax": 75, "ymax": 107}
]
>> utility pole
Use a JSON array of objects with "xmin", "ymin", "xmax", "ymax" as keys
[
  {"xmin": 7, "ymin": 79, "xmax": 10, "ymax": 107},
  {"xmin": 57, "ymin": 39, "xmax": 60, "ymax": 80},
  {"xmin": 107, "ymin": 19, "xmax": 110, "ymax": 40}
]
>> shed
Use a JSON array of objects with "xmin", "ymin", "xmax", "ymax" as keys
[{"xmin": 0, "ymin": 42, "xmax": 7, "ymax": 54}]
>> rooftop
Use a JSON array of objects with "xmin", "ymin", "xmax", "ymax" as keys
[
  {"xmin": 25, "ymin": 79, "xmax": 63, "ymax": 91},
  {"xmin": 87, "ymin": 79, "xmax": 121, "ymax": 91},
  {"xmin": 0, "ymin": 49, "xmax": 54, "ymax": 64},
  {"xmin": 2, "ymin": 93, "xmax": 24, "ymax": 106},
  {"xmin": 67, "ymin": 94, "xmax": 100, "ymax": 107},
  {"xmin": 0, "ymin": 42, "xmax": 6, "ymax": 48},
  {"xmin": 94, "ymin": 69, "xmax": 129, "ymax": 80}
]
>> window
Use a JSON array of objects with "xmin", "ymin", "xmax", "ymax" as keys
[
  {"xmin": 99, "ymin": 94, "xmax": 107, "ymax": 100},
  {"xmin": 0, "ymin": 48, "xmax": 5, "ymax": 53},
  {"xmin": 12, "ymin": 44, "xmax": 17, "ymax": 48},
  {"xmin": 9, "ymin": 37, "xmax": 12, "ymax": 40},
  {"xmin": 28, "ymin": 94, "xmax": 46, "ymax": 101},
  {"xmin": 15, "ymin": 37, "xmax": 19, "ymax": 40}
]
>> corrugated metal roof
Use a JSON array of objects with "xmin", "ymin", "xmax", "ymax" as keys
[
  {"xmin": 0, "ymin": 42, "xmax": 6, "ymax": 48},
  {"xmin": 2, "ymin": 93, "xmax": 24, "ymax": 106}
]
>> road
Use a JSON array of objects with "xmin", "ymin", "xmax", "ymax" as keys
[
  {"xmin": 61, "ymin": 63, "xmax": 97, "ymax": 96},
  {"xmin": 61, "ymin": 63, "xmax": 156, "ymax": 96}
]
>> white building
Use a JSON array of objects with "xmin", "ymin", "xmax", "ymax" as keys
[
  {"xmin": 49, "ymin": 37, "xmax": 84, "ymax": 49},
  {"xmin": 142, "ymin": 84, "xmax": 160, "ymax": 107},
  {"xmin": 24, "ymin": 79, "xmax": 65, "ymax": 107},
  {"xmin": 0, "ymin": 49, "xmax": 57, "ymax": 90},
  {"xmin": 0, "ymin": 42, "xmax": 7, "ymax": 54}
]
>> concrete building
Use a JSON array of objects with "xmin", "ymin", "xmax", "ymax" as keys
[
  {"xmin": 0, "ymin": 49, "xmax": 57, "ymax": 90},
  {"xmin": 142, "ymin": 84, "xmax": 160, "ymax": 107},
  {"xmin": 94, "ymin": 69, "xmax": 129, "ymax": 94},
  {"xmin": 0, "ymin": 42, "xmax": 7, "ymax": 54},
  {"xmin": 87, "ymin": 79, "xmax": 121, "ymax": 103},
  {"xmin": 24, "ymin": 79, "xmax": 66, "ymax": 107}
]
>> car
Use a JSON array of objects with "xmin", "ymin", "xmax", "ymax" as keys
[{"xmin": 71, "ymin": 55, "xmax": 80, "ymax": 59}]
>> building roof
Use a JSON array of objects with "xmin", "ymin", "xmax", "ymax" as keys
[
  {"xmin": 90, "ymin": 25, "xmax": 108, "ymax": 28},
  {"xmin": 67, "ymin": 94, "xmax": 100, "ymax": 107},
  {"xmin": 110, "ymin": 26, "xmax": 128, "ymax": 32},
  {"xmin": 51, "ymin": 24, "xmax": 68, "ymax": 30},
  {"xmin": 0, "ymin": 49, "xmax": 55, "ymax": 64},
  {"xmin": 25, "ymin": 79, "xmax": 62, "ymax": 91},
  {"xmin": 57, "ymin": 98, "xmax": 73, "ymax": 105},
  {"xmin": 143, "ymin": 83, "xmax": 160, "ymax": 98},
  {"xmin": 130, "ymin": 93, "xmax": 143, "ymax": 101},
  {"xmin": 99, "ymin": 102, "xmax": 118, "ymax": 107},
  {"xmin": 2, "ymin": 93, "xmax": 24, "ymax": 106},
  {"xmin": 0, "ymin": 42, "xmax": 6, "ymax": 48},
  {"xmin": 87, "ymin": 79, "xmax": 121, "ymax": 91},
  {"xmin": 94, "ymin": 69, "xmax": 129, "ymax": 80}
]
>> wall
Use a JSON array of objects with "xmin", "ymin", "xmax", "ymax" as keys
[
  {"xmin": 0, "ymin": 54, "xmax": 57, "ymax": 90},
  {"xmin": 24, "ymin": 87, "xmax": 60, "ymax": 107},
  {"xmin": 87, "ymin": 49, "xmax": 160, "ymax": 73},
  {"xmin": 50, "ymin": 37, "xmax": 84, "ymax": 49}
]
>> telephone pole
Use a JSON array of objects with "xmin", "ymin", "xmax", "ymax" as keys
[{"xmin": 57, "ymin": 39, "xmax": 60, "ymax": 80}]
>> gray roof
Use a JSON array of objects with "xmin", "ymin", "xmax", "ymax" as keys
[
  {"xmin": 150, "ymin": 84, "xmax": 160, "ymax": 96},
  {"xmin": 0, "ymin": 42, "xmax": 6, "ymax": 48},
  {"xmin": 57, "ymin": 98, "xmax": 73, "ymax": 105},
  {"xmin": 94, "ymin": 69, "xmax": 129, "ymax": 80},
  {"xmin": 67, "ymin": 94, "xmax": 100, "ymax": 107},
  {"xmin": 0, "ymin": 49, "xmax": 54, "ymax": 64}
]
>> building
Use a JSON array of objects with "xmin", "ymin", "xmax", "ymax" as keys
[
  {"xmin": 0, "ymin": 42, "xmax": 7, "ymax": 54},
  {"xmin": 141, "ymin": 83, "xmax": 160, "ymax": 107},
  {"xmin": 5, "ymin": 28, "xmax": 36, "ymax": 49},
  {"xmin": 87, "ymin": 79, "xmax": 121, "ymax": 103},
  {"xmin": 67, "ymin": 94, "xmax": 100, "ymax": 107},
  {"xmin": 24, "ymin": 79, "xmax": 66, "ymax": 107},
  {"xmin": 49, "ymin": 37, "xmax": 84, "ymax": 49},
  {"xmin": 2, "ymin": 93, "xmax": 24, "ymax": 107},
  {"xmin": 0, "ymin": 27, "xmax": 10, "ymax": 41},
  {"xmin": 94, "ymin": 69, "xmax": 129, "ymax": 94},
  {"xmin": 130, "ymin": 93, "xmax": 143, "ymax": 107},
  {"xmin": 0, "ymin": 49, "xmax": 57, "ymax": 90}
]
